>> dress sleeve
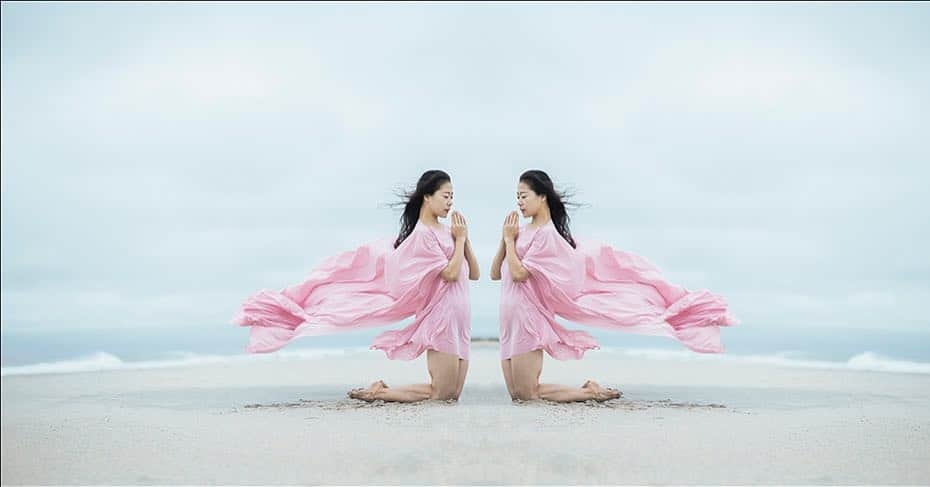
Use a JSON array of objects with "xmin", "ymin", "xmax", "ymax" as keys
[
  {"xmin": 520, "ymin": 227, "xmax": 586, "ymax": 301},
  {"xmin": 233, "ymin": 228, "xmax": 450, "ymax": 353},
  {"xmin": 552, "ymin": 238, "xmax": 740, "ymax": 353},
  {"xmin": 384, "ymin": 227, "xmax": 450, "ymax": 301}
]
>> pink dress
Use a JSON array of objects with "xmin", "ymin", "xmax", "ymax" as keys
[
  {"xmin": 499, "ymin": 221, "xmax": 739, "ymax": 360},
  {"xmin": 233, "ymin": 220, "xmax": 470, "ymax": 360}
]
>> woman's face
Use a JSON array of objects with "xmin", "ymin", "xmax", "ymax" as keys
[
  {"xmin": 516, "ymin": 181, "xmax": 546, "ymax": 218},
  {"xmin": 424, "ymin": 181, "xmax": 453, "ymax": 219}
]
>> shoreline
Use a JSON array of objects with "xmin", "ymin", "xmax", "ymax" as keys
[
  {"xmin": 3, "ymin": 349, "xmax": 929, "ymax": 484},
  {"xmin": 3, "ymin": 341, "xmax": 929, "ymax": 378}
]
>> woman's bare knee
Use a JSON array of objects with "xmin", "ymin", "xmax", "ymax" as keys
[
  {"xmin": 430, "ymin": 384, "xmax": 459, "ymax": 401},
  {"xmin": 509, "ymin": 350, "xmax": 543, "ymax": 401},
  {"xmin": 427, "ymin": 349, "xmax": 462, "ymax": 400},
  {"xmin": 512, "ymin": 382, "xmax": 539, "ymax": 401}
]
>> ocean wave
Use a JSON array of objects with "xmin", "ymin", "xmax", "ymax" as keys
[
  {"xmin": 3, "ymin": 347, "xmax": 928, "ymax": 377},
  {"xmin": 0, "ymin": 347, "xmax": 370, "ymax": 377},
  {"xmin": 599, "ymin": 347, "xmax": 930, "ymax": 375}
]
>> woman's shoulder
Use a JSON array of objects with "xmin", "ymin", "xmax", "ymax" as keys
[
  {"xmin": 527, "ymin": 221, "xmax": 559, "ymax": 238},
  {"xmin": 417, "ymin": 221, "xmax": 451, "ymax": 238},
  {"xmin": 534, "ymin": 222, "xmax": 575, "ymax": 249},
  {"xmin": 540, "ymin": 221, "xmax": 558, "ymax": 232},
  {"xmin": 400, "ymin": 221, "xmax": 446, "ymax": 252},
  {"xmin": 396, "ymin": 222, "xmax": 432, "ymax": 246}
]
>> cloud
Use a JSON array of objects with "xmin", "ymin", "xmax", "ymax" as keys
[{"xmin": 2, "ymin": 3, "xmax": 929, "ymax": 337}]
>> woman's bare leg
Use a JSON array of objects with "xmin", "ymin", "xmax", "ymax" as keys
[
  {"xmin": 426, "ymin": 349, "xmax": 461, "ymax": 400},
  {"xmin": 538, "ymin": 381, "xmax": 621, "ymax": 402},
  {"xmin": 454, "ymin": 358, "xmax": 469, "ymax": 399},
  {"xmin": 509, "ymin": 350, "xmax": 621, "ymax": 402},
  {"xmin": 349, "ymin": 380, "xmax": 430, "ymax": 402},
  {"xmin": 510, "ymin": 350, "xmax": 544, "ymax": 400},
  {"xmin": 501, "ymin": 359, "xmax": 516, "ymax": 399},
  {"xmin": 348, "ymin": 350, "xmax": 465, "ymax": 402}
]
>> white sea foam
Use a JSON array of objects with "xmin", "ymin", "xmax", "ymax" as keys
[
  {"xmin": 598, "ymin": 347, "xmax": 930, "ymax": 375},
  {"xmin": 0, "ymin": 347, "xmax": 370, "ymax": 377},
  {"xmin": 3, "ymin": 347, "xmax": 928, "ymax": 377}
]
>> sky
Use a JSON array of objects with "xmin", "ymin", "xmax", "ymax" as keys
[{"xmin": 2, "ymin": 2, "xmax": 929, "ymax": 344}]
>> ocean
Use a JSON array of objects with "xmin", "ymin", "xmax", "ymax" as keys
[{"xmin": 2, "ymin": 321, "xmax": 929, "ymax": 377}]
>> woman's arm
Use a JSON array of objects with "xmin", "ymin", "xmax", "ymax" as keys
[
  {"xmin": 440, "ymin": 238, "xmax": 467, "ymax": 282},
  {"xmin": 504, "ymin": 238, "xmax": 530, "ymax": 282},
  {"xmin": 489, "ymin": 238, "xmax": 505, "ymax": 281},
  {"xmin": 464, "ymin": 239, "xmax": 481, "ymax": 280},
  {"xmin": 440, "ymin": 211, "xmax": 468, "ymax": 282},
  {"xmin": 501, "ymin": 211, "xmax": 529, "ymax": 282}
]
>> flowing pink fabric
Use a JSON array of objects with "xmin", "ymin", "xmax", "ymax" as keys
[
  {"xmin": 499, "ymin": 221, "xmax": 739, "ymax": 360},
  {"xmin": 233, "ymin": 221, "xmax": 470, "ymax": 360}
]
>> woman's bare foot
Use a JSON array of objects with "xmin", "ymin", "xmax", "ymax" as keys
[
  {"xmin": 348, "ymin": 380, "xmax": 388, "ymax": 402},
  {"xmin": 582, "ymin": 380, "xmax": 622, "ymax": 401}
]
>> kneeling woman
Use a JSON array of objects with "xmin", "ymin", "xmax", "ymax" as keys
[
  {"xmin": 491, "ymin": 170, "xmax": 739, "ymax": 402},
  {"xmin": 234, "ymin": 170, "xmax": 479, "ymax": 402}
]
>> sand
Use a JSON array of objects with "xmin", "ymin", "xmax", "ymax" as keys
[{"xmin": 3, "ymin": 345, "xmax": 929, "ymax": 485}]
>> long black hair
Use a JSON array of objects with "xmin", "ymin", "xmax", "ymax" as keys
[
  {"xmin": 392, "ymin": 170, "xmax": 452, "ymax": 248},
  {"xmin": 519, "ymin": 169, "xmax": 579, "ymax": 249}
]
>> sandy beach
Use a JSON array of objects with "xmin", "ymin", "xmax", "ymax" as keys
[{"xmin": 2, "ymin": 345, "xmax": 929, "ymax": 485}]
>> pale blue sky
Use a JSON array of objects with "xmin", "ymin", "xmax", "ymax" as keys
[{"xmin": 2, "ymin": 2, "xmax": 928, "ymax": 339}]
